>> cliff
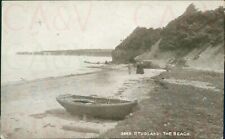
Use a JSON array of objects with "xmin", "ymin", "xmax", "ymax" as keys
[
  {"xmin": 112, "ymin": 27, "xmax": 161, "ymax": 63},
  {"xmin": 112, "ymin": 4, "xmax": 224, "ymax": 71}
]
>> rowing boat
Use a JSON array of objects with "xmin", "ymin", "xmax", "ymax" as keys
[{"xmin": 56, "ymin": 94, "xmax": 138, "ymax": 119}]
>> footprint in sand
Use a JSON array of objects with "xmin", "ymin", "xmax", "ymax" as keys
[
  {"xmin": 120, "ymin": 87, "xmax": 128, "ymax": 90},
  {"xmin": 43, "ymin": 123, "xmax": 55, "ymax": 128},
  {"xmin": 116, "ymin": 89, "xmax": 125, "ymax": 95},
  {"xmin": 30, "ymin": 113, "xmax": 47, "ymax": 119},
  {"xmin": 14, "ymin": 128, "xmax": 21, "ymax": 132},
  {"xmin": 10, "ymin": 117, "xmax": 19, "ymax": 122},
  {"xmin": 115, "ymin": 92, "xmax": 122, "ymax": 96}
]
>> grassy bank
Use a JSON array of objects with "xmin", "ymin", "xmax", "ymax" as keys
[{"xmin": 100, "ymin": 68, "xmax": 224, "ymax": 139}]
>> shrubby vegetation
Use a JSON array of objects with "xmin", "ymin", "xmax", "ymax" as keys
[
  {"xmin": 112, "ymin": 27, "xmax": 161, "ymax": 63},
  {"xmin": 159, "ymin": 5, "xmax": 224, "ymax": 55},
  {"xmin": 112, "ymin": 4, "xmax": 224, "ymax": 63}
]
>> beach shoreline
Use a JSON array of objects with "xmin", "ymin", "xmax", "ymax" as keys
[
  {"xmin": 1, "ymin": 64, "xmax": 165, "ymax": 139},
  {"xmin": 1, "ymin": 64, "xmax": 111, "ymax": 87},
  {"xmin": 1, "ymin": 64, "xmax": 223, "ymax": 139}
]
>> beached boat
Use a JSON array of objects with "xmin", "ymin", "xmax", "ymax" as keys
[{"xmin": 56, "ymin": 94, "xmax": 138, "ymax": 119}]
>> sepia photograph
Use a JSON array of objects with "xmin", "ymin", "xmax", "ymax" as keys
[{"xmin": 1, "ymin": 1, "xmax": 224, "ymax": 139}]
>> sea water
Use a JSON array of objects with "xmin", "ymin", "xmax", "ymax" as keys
[{"xmin": 1, "ymin": 54, "xmax": 112, "ymax": 85}]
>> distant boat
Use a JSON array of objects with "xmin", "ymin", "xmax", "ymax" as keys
[
  {"xmin": 56, "ymin": 94, "xmax": 137, "ymax": 119},
  {"xmin": 83, "ymin": 61, "xmax": 100, "ymax": 64}
]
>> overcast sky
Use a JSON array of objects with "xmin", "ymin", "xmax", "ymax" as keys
[{"xmin": 2, "ymin": 1, "xmax": 223, "ymax": 52}]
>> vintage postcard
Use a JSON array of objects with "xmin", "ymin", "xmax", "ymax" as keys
[{"xmin": 1, "ymin": 1, "xmax": 224, "ymax": 139}]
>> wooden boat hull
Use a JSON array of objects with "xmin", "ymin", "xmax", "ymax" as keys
[{"xmin": 56, "ymin": 94, "xmax": 138, "ymax": 119}]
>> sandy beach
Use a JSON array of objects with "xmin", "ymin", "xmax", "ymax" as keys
[
  {"xmin": 1, "ymin": 65, "xmax": 165, "ymax": 139},
  {"xmin": 1, "ymin": 65, "xmax": 224, "ymax": 139}
]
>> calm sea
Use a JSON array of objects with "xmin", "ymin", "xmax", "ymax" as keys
[{"xmin": 1, "ymin": 54, "xmax": 112, "ymax": 85}]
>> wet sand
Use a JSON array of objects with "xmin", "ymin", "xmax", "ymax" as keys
[{"xmin": 1, "ymin": 65, "xmax": 165, "ymax": 139}]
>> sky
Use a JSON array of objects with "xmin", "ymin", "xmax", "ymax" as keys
[{"xmin": 2, "ymin": 1, "xmax": 223, "ymax": 52}]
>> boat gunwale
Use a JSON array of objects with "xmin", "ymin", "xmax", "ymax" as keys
[{"xmin": 56, "ymin": 94, "xmax": 138, "ymax": 107}]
